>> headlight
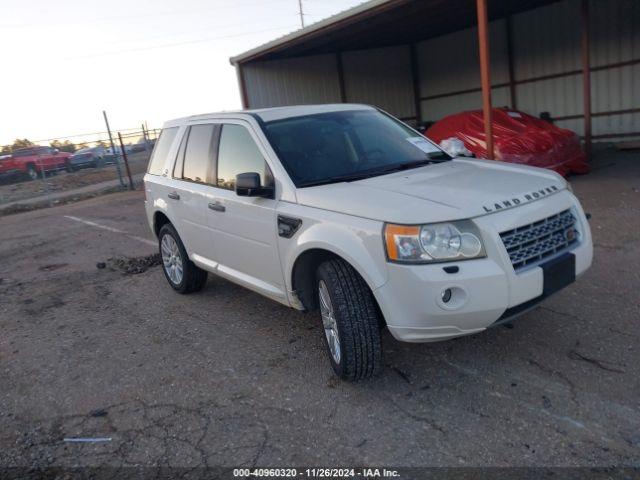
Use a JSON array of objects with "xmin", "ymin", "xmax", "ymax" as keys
[{"xmin": 384, "ymin": 220, "xmax": 486, "ymax": 264}]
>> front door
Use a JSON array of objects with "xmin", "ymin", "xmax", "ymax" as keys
[{"xmin": 205, "ymin": 121, "xmax": 286, "ymax": 301}]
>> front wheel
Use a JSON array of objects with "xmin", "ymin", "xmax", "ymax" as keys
[
  {"xmin": 158, "ymin": 223, "xmax": 208, "ymax": 294},
  {"xmin": 316, "ymin": 259, "xmax": 382, "ymax": 381}
]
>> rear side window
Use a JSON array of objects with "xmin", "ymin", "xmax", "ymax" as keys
[
  {"xmin": 217, "ymin": 124, "xmax": 272, "ymax": 190},
  {"xmin": 182, "ymin": 124, "xmax": 217, "ymax": 184},
  {"xmin": 147, "ymin": 127, "xmax": 178, "ymax": 175}
]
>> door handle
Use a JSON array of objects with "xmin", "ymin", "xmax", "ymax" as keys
[
  {"xmin": 167, "ymin": 191, "xmax": 180, "ymax": 200},
  {"xmin": 208, "ymin": 202, "xmax": 226, "ymax": 212}
]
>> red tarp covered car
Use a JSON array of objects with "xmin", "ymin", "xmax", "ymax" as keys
[{"xmin": 425, "ymin": 108, "xmax": 590, "ymax": 176}]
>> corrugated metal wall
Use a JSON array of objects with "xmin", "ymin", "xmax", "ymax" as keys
[
  {"xmin": 415, "ymin": 0, "xmax": 639, "ymax": 139},
  {"xmin": 590, "ymin": 0, "xmax": 640, "ymax": 138},
  {"xmin": 417, "ymin": 18, "xmax": 511, "ymax": 121},
  {"xmin": 240, "ymin": 0, "xmax": 638, "ymax": 140},
  {"xmin": 242, "ymin": 46, "xmax": 416, "ymax": 121},
  {"xmin": 508, "ymin": 0, "xmax": 585, "ymax": 134},
  {"xmin": 342, "ymin": 45, "xmax": 415, "ymax": 120},
  {"xmin": 243, "ymin": 54, "xmax": 342, "ymax": 108}
]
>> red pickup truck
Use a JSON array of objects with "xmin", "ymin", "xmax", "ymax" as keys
[{"xmin": 0, "ymin": 146, "xmax": 72, "ymax": 180}]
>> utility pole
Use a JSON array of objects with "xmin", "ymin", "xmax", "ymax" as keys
[
  {"xmin": 142, "ymin": 123, "xmax": 150, "ymax": 153},
  {"xmin": 103, "ymin": 110, "xmax": 125, "ymax": 187},
  {"xmin": 298, "ymin": 0, "xmax": 305, "ymax": 28},
  {"xmin": 118, "ymin": 132, "xmax": 135, "ymax": 191}
]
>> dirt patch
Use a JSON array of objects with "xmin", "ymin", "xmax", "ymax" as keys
[
  {"xmin": 0, "ymin": 184, "xmax": 132, "ymax": 217},
  {"xmin": 105, "ymin": 254, "xmax": 161, "ymax": 274}
]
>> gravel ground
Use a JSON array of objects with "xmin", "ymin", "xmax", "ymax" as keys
[{"xmin": 0, "ymin": 148, "xmax": 638, "ymax": 472}]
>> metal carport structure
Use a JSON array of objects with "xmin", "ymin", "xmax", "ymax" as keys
[{"xmin": 230, "ymin": 0, "xmax": 640, "ymax": 160}]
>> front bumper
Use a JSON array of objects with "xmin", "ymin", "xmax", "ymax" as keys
[{"xmin": 375, "ymin": 191, "xmax": 592, "ymax": 342}]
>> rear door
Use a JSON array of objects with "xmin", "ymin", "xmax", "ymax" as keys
[
  {"xmin": 205, "ymin": 121, "xmax": 286, "ymax": 301},
  {"xmin": 169, "ymin": 123, "xmax": 220, "ymax": 268}
]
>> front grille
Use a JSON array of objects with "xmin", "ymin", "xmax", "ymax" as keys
[{"xmin": 500, "ymin": 209, "xmax": 578, "ymax": 271}]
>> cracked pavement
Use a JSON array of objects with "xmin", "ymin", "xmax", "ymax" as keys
[{"xmin": 0, "ymin": 149, "xmax": 638, "ymax": 469}]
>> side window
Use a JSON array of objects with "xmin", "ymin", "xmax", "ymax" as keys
[
  {"xmin": 147, "ymin": 127, "xmax": 178, "ymax": 175},
  {"xmin": 182, "ymin": 124, "xmax": 216, "ymax": 184},
  {"xmin": 172, "ymin": 129, "xmax": 188, "ymax": 179},
  {"xmin": 217, "ymin": 124, "xmax": 272, "ymax": 191}
]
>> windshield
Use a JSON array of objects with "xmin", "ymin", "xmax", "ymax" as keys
[{"xmin": 261, "ymin": 109, "xmax": 450, "ymax": 187}]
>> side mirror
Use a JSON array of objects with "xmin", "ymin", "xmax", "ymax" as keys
[{"xmin": 235, "ymin": 172, "xmax": 273, "ymax": 198}]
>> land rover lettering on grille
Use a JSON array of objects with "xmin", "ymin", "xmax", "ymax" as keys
[{"xmin": 482, "ymin": 185, "xmax": 560, "ymax": 213}]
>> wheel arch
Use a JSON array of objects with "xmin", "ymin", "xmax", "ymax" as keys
[
  {"xmin": 153, "ymin": 211, "xmax": 172, "ymax": 238},
  {"xmin": 289, "ymin": 241, "xmax": 387, "ymax": 321},
  {"xmin": 291, "ymin": 248, "xmax": 338, "ymax": 311}
]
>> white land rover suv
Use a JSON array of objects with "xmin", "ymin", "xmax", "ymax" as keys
[{"xmin": 144, "ymin": 104, "xmax": 592, "ymax": 380}]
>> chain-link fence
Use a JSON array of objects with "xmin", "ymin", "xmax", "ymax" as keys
[{"xmin": 0, "ymin": 127, "xmax": 159, "ymax": 212}]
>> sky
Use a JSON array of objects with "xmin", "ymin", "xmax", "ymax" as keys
[{"xmin": 0, "ymin": 0, "xmax": 364, "ymax": 146}]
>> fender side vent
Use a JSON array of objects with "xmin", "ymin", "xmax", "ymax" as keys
[{"xmin": 278, "ymin": 215, "xmax": 302, "ymax": 239}]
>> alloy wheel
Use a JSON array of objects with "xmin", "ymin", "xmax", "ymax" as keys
[
  {"xmin": 161, "ymin": 234, "xmax": 183, "ymax": 285},
  {"xmin": 319, "ymin": 280, "xmax": 341, "ymax": 364}
]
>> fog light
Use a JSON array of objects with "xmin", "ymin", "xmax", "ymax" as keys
[{"xmin": 441, "ymin": 288, "xmax": 452, "ymax": 303}]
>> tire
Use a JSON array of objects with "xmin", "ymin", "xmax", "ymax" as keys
[
  {"xmin": 158, "ymin": 223, "xmax": 208, "ymax": 294},
  {"xmin": 316, "ymin": 258, "xmax": 382, "ymax": 380},
  {"xmin": 26, "ymin": 164, "xmax": 38, "ymax": 181}
]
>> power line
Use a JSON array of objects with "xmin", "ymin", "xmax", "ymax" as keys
[
  {"xmin": 0, "ymin": 0, "xmax": 296, "ymax": 30},
  {"xmin": 89, "ymin": 17, "xmax": 295, "ymax": 51},
  {"xmin": 63, "ymin": 25, "xmax": 298, "ymax": 60}
]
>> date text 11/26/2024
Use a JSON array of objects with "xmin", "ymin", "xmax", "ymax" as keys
[{"xmin": 233, "ymin": 468, "xmax": 401, "ymax": 478}]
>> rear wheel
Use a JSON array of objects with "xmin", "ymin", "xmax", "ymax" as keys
[
  {"xmin": 316, "ymin": 259, "xmax": 382, "ymax": 380},
  {"xmin": 26, "ymin": 164, "xmax": 38, "ymax": 181},
  {"xmin": 158, "ymin": 223, "xmax": 207, "ymax": 294}
]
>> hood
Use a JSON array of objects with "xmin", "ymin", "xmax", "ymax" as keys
[{"xmin": 295, "ymin": 158, "xmax": 567, "ymax": 224}]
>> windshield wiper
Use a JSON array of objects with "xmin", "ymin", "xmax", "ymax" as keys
[
  {"xmin": 391, "ymin": 156, "xmax": 449, "ymax": 171},
  {"xmin": 298, "ymin": 156, "xmax": 449, "ymax": 188},
  {"xmin": 298, "ymin": 169, "xmax": 390, "ymax": 187}
]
